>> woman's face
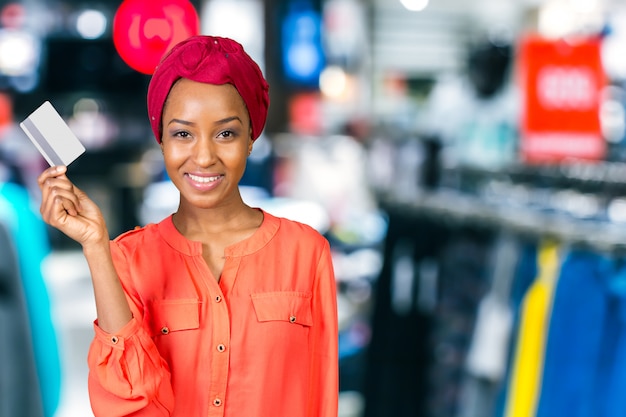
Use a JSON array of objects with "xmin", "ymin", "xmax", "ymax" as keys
[{"xmin": 160, "ymin": 78, "xmax": 253, "ymax": 211}]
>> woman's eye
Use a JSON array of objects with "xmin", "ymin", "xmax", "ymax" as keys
[
  {"xmin": 218, "ymin": 130, "xmax": 235, "ymax": 139},
  {"xmin": 173, "ymin": 131, "xmax": 190, "ymax": 138}
]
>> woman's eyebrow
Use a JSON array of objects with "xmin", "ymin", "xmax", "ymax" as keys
[
  {"xmin": 167, "ymin": 116, "xmax": 243, "ymax": 126},
  {"xmin": 167, "ymin": 118, "xmax": 194, "ymax": 127},
  {"xmin": 215, "ymin": 116, "xmax": 244, "ymax": 125}
]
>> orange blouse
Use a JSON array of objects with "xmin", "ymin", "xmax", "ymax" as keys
[{"xmin": 87, "ymin": 210, "xmax": 339, "ymax": 416}]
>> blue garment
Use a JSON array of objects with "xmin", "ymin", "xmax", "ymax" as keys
[
  {"xmin": 591, "ymin": 258, "xmax": 626, "ymax": 417},
  {"xmin": 604, "ymin": 311, "xmax": 626, "ymax": 417},
  {"xmin": 535, "ymin": 250, "xmax": 607, "ymax": 417},
  {"xmin": 0, "ymin": 182, "xmax": 61, "ymax": 417}
]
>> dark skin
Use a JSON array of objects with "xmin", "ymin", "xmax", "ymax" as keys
[
  {"xmin": 37, "ymin": 79, "xmax": 262, "ymax": 332},
  {"xmin": 160, "ymin": 79, "xmax": 263, "ymax": 279}
]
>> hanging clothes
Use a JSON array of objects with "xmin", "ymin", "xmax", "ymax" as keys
[
  {"xmin": 425, "ymin": 226, "xmax": 494, "ymax": 417},
  {"xmin": 363, "ymin": 210, "xmax": 448, "ymax": 417},
  {"xmin": 457, "ymin": 233, "xmax": 520, "ymax": 417},
  {"xmin": 493, "ymin": 241, "xmax": 538, "ymax": 417},
  {"xmin": 535, "ymin": 250, "xmax": 608, "ymax": 417},
  {"xmin": 371, "ymin": 194, "xmax": 626, "ymax": 417},
  {"xmin": 589, "ymin": 257, "xmax": 626, "ymax": 417},
  {"xmin": 503, "ymin": 240, "xmax": 562, "ymax": 417},
  {"xmin": 0, "ymin": 219, "xmax": 44, "ymax": 417},
  {"xmin": 0, "ymin": 181, "xmax": 61, "ymax": 417}
]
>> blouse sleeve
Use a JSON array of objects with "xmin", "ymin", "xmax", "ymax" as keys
[
  {"xmin": 307, "ymin": 239, "xmax": 339, "ymax": 417},
  {"xmin": 86, "ymin": 241, "xmax": 175, "ymax": 416}
]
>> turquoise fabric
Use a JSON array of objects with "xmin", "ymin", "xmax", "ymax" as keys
[{"xmin": 0, "ymin": 182, "xmax": 61, "ymax": 417}]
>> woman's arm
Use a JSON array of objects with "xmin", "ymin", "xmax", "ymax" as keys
[
  {"xmin": 38, "ymin": 165, "xmax": 175, "ymax": 416},
  {"xmin": 38, "ymin": 165, "xmax": 132, "ymax": 332},
  {"xmin": 308, "ymin": 239, "xmax": 339, "ymax": 417},
  {"xmin": 82, "ymin": 242, "xmax": 132, "ymax": 333}
]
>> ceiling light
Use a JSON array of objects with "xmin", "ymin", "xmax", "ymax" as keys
[{"xmin": 399, "ymin": 0, "xmax": 429, "ymax": 12}]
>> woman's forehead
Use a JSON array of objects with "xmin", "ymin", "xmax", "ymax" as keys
[{"xmin": 163, "ymin": 81, "xmax": 250, "ymax": 123}]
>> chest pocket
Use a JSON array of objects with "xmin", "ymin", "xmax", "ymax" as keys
[
  {"xmin": 251, "ymin": 291, "xmax": 313, "ymax": 327},
  {"xmin": 149, "ymin": 298, "xmax": 200, "ymax": 337}
]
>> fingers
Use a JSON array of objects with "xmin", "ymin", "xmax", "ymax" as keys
[
  {"xmin": 38, "ymin": 165, "xmax": 82, "ymax": 222},
  {"xmin": 37, "ymin": 165, "xmax": 67, "ymax": 188}
]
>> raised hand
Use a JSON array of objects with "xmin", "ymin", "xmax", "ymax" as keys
[{"xmin": 38, "ymin": 165, "xmax": 109, "ymax": 248}]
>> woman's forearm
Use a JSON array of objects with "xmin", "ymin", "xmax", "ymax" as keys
[{"xmin": 83, "ymin": 241, "xmax": 133, "ymax": 334}]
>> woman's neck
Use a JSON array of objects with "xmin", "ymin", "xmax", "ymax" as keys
[{"xmin": 172, "ymin": 202, "xmax": 261, "ymax": 239}]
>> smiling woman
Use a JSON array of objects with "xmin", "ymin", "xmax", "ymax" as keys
[
  {"xmin": 160, "ymin": 81, "xmax": 252, "ymax": 212},
  {"xmin": 37, "ymin": 35, "xmax": 339, "ymax": 417}
]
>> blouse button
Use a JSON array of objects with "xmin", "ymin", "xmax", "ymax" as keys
[
  {"xmin": 215, "ymin": 295, "xmax": 222, "ymax": 303},
  {"xmin": 111, "ymin": 336, "xmax": 119, "ymax": 344},
  {"xmin": 161, "ymin": 327, "xmax": 170, "ymax": 335},
  {"xmin": 213, "ymin": 398, "xmax": 222, "ymax": 407},
  {"xmin": 217, "ymin": 344, "xmax": 226, "ymax": 352},
  {"xmin": 289, "ymin": 315, "xmax": 296, "ymax": 323}
]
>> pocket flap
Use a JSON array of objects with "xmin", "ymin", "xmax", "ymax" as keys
[
  {"xmin": 251, "ymin": 292, "xmax": 313, "ymax": 326},
  {"xmin": 150, "ymin": 298, "xmax": 200, "ymax": 335}
]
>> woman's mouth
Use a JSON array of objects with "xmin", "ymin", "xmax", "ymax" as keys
[
  {"xmin": 187, "ymin": 173, "xmax": 222, "ymax": 183},
  {"xmin": 185, "ymin": 173, "xmax": 224, "ymax": 191}
]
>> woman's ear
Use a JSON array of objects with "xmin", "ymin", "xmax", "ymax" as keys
[{"xmin": 160, "ymin": 142, "xmax": 164, "ymax": 155}]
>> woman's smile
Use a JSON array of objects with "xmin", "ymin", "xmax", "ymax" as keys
[{"xmin": 185, "ymin": 172, "xmax": 224, "ymax": 190}]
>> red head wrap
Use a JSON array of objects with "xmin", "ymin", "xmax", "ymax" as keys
[{"xmin": 147, "ymin": 35, "xmax": 270, "ymax": 143}]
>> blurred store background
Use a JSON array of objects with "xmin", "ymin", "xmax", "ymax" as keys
[{"xmin": 3, "ymin": 0, "xmax": 626, "ymax": 416}]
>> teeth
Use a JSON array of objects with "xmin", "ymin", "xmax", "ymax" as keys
[{"xmin": 188, "ymin": 173, "xmax": 220, "ymax": 183}]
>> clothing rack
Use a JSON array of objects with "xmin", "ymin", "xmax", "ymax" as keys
[
  {"xmin": 379, "ymin": 189, "xmax": 626, "ymax": 254},
  {"xmin": 365, "ymin": 159, "xmax": 626, "ymax": 417},
  {"xmin": 373, "ymin": 155, "xmax": 626, "ymax": 253}
]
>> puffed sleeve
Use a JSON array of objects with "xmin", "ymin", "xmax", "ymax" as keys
[
  {"xmin": 307, "ymin": 239, "xmax": 339, "ymax": 417},
  {"xmin": 86, "ymin": 241, "xmax": 175, "ymax": 416}
]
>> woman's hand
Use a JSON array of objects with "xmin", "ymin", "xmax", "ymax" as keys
[{"xmin": 38, "ymin": 165, "xmax": 108, "ymax": 247}]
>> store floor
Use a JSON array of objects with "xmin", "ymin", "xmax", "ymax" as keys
[{"xmin": 43, "ymin": 250, "xmax": 364, "ymax": 417}]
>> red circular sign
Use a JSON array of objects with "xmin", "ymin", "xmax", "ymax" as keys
[{"xmin": 113, "ymin": 0, "xmax": 200, "ymax": 75}]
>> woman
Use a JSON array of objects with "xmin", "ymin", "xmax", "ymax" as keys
[{"xmin": 38, "ymin": 36, "xmax": 339, "ymax": 417}]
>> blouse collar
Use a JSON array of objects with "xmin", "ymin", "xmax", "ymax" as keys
[{"xmin": 157, "ymin": 209, "xmax": 280, "ymax": 257}]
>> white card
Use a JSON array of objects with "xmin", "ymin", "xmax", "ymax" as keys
[{"xmin": 19, "ymin": 101, "xmax": 85, "ymax": 166}]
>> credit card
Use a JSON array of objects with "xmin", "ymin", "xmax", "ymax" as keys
[{"xmin": 19, "ymin": 101, "xmax": 86, "ymax": 166}]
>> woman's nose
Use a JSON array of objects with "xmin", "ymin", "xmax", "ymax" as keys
[{"xmin": 193, "ymin": 137, "xmax": 216, "ymax": 166}]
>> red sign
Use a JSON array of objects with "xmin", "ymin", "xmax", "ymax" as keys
[
  {"xmin": 518, "ymin": 36, "xmax": 606, "ymax": 163},
  {"xmin": 289, "ymin": 92, "xmax": 322, "ymax": 135},
  {"xmin": 113, "ymin": 0, "xmax": 199, "ymax": 75}
]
